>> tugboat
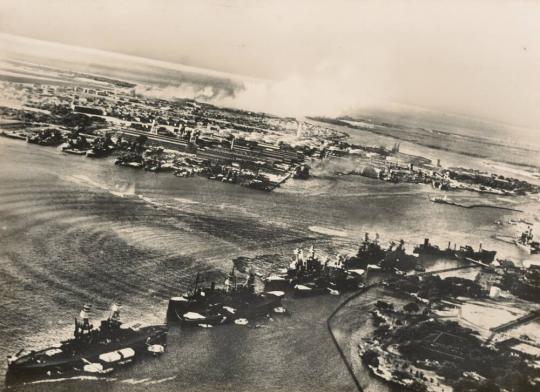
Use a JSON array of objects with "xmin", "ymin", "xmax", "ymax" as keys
[
  {"xmin": 265, "ymin": 247, "xmax": 365, "ymax": 297},
  {"xmin": 167, "ymin": 268, "xmax": 285, "ymax": 327},
  {"xmin": 456, "ymin": 243, "xmax": 497, "ymax": 263},
  {"xmin": 413, "ymin": 238, "xmax": 456, "ymax": 259},
  {"xmin": 515, "ymin": 227, "xmax": 540, "ymax": 255},
  {"xmin": 6, "ymin": 304, "xmax": 167, "ymax": 385},
  {"xmin": 343, "ymin": 233, "xmax": 386, "ymax": 269}
]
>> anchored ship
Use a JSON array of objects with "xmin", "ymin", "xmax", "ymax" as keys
[
  {"xmin": 343, "ymin": 233, "xmax": 386, "ymax": 270},
  {"xmin": 379, "ymin": 240, "xmax": 418, "ymax": 272},
  {"xmin": 456, "ymin": 243, "xmax": 496, "ymax": 263},
  {"xmin": 515, "ymin": 227, "xmax": 540, "ymax": 255},
  {"xmin": 413, "ymin": 238, "xmax": 456, "ymax": 259},
  {"xmin": 167, "ymin": 268, "xmax": 285, "ymax": 327},
  {"xmin": 265, "ymin": 246, "xmax": 365, "ymax": 297},
  {"xmin": 6, "ymin": 304, "xmax": 167, "ymax": 385}
]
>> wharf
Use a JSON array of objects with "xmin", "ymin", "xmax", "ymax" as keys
[{"xmin": 490, "ymin": 309, "xmax": 540, "ymax": 333}]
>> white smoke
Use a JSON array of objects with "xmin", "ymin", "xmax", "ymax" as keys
[
  {"xmin": 223, "ymin": 62, "xmax": 391, "ymax": 117},
  {"xmin": 134, "ymin": 60, "xmax": 392, "ymax": 118}
]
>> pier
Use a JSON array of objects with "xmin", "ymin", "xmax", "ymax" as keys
[
  {"xmin": 490, "ymin": 309, "xmax": 540, "ymax": 333},
  {"xmin": 416, "ymin": 264, "xmax": 482, "ymax": 276}
]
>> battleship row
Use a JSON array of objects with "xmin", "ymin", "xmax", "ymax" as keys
[{"xmin": 7, "ymin": 230, "xmax": 532, "ymax": 386}]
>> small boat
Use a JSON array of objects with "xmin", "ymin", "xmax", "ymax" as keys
[{"xmin": 0, "ymin": 130, "xmax": 27, "ymax": 140}]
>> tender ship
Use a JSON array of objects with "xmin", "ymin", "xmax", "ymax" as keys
[
  {"xmin": 167, "ymin": 268, "xmax": 285, "ymax": 326},
  {"xmin": 456, "ymin": 243, "xmax": 497, "ymax": 263},
  {"xmin": 6, "ymin": 304, "xmax": 167, "ymax": 384},
  {"xmin": 413, "ymin": 238, "xmax": 456, "ymax": 259}
]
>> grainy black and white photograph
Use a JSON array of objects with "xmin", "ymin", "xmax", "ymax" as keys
[{"xmin": 0, "ymin": 1, "xmax": 539, "ymax": 391}]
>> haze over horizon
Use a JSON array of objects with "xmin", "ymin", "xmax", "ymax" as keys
[{"xmin": 0, "ymin": 0, "xmax": 539, "ymax": 132}]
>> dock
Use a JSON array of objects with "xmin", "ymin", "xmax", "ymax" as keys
[{"xmin": 490, "ymin": 309, "xmax": 540, "ymax": 333}]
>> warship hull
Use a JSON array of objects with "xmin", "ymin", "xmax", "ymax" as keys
[
  {"xmin": 166, "ymin": 292, "xmax": 283, "ymax": 326},
  {"xmin": 6, "ymin": 325, "xmax": 167, "ymax": 385}
]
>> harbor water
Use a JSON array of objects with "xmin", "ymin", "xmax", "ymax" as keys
[{"xmin": 0, "ymin": 135, "xmax": 534, "ymax": 392}]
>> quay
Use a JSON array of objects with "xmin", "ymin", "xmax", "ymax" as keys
[
  {"xmin": 415, "ymin": 264, "xmax": 482, "ymax": 276},
  {"xmin": 490, "ymin": 309, "xmax": 540, "ymax": 333}
]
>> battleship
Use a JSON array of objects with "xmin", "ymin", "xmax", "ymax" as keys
[
  {"xmin": 343, "ymin": 234, "xmax": 417, "ymax": 272},
  {"xmin": 166, "ymin": 268, "xmax": 285, "ymax": 327},
  {"xmin": 264, "ymin": 247, "xmax": 365, "ymax": 297},
  {"xmin": 379, "ymin": 239, "xmax": 418, "ymax": 272},
  {"xmin": 6, "ymin": 304, "xmax": 167, "ymax": 385},
  {"xmin": 343, "ymin": 233, "xmax": 386, "ymax": 270}
]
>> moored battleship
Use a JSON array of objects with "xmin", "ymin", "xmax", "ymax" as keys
[
  {"xmin": 167, "ymin": 268, "xmax": 285, "ymax": 327},
  {"xmin": 343, "ymin": 234, "xmax": 418, "ymax": 272},
  {"xmin": 343, "ymin": 233, "xmax": 386, "ymax": 270},
  {"xmin": 6, "ymin": 304, "xmax": 167, "ymax": 385},
  {"xmin": 264, "ymin": 247, "xmax": 365, "ymax": 296},
  {"xmin": 379, "ymin": 239, "xmax": 418, "ymax": 272}
]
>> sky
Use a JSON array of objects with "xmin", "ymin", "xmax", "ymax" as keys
[{"xmin": 0, "ymin": 0, "xmax": 539, "ymax": 129}]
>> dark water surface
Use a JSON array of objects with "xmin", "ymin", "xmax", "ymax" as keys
[{"xmin": 0, "ymin": 137, "xmax": 526, "ymax": 391}]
